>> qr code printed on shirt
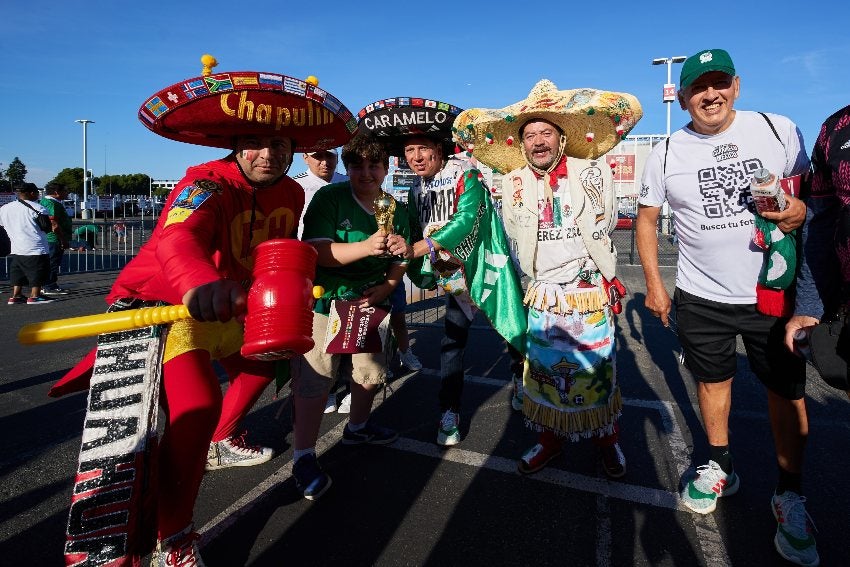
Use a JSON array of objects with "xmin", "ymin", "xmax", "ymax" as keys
[{"xmin": 697, "ymin": 158, "xmax": 762, "ymax": 218}]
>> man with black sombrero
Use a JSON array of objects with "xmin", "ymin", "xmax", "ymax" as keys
[
  {"xmin": 359, "ymin": 97, "xmax": 527, "ymax": 448},
  {"xmin": 454, "ymin": 79, "xmax": 642, "ymax": 478},
  {"xmin": 53, "ymin": 56, "xmax": 354, "ymax": 566}
]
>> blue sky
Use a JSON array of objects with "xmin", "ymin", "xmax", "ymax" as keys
[{"xmin": 2, "ymin": 1, "xmax": 848, "ymax": 188}]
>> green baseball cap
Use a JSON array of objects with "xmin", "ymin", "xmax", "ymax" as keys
[{"xmin": 680, "ymin": 49, "xmax": 736, "ymax": 89}]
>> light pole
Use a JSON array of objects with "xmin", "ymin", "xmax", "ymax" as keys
[
  {"xmin": 651, "ymin": 57, "xmax": 686, "ymax": 235},
  {"xmin": 651, "ymin": 56, "xmax": 687, "ymax": 137},
  {"xmin": 75, "ymin": 119, "xmax": 95, "ymax": 219}
]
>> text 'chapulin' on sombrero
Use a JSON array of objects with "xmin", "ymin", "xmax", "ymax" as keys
[
  {"xmin": 453, "ymin": 79, "xmax": 642, "ymax": 174},
  {"xmin": 356, "ymin": 97, "xmax": 463, "ymax": 157},
  {"xmin": 138, "ymin": 54, "xmax": 357, "ymax": 152}
]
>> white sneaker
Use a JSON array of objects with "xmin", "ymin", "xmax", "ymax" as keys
[
  {"xmin": 399, "ymin": 349, "xmax": 423, "ymax": 371},
  {"xmin": 337, "ymin": 392, "xmax": 352, "ymax": 414},
  {"xmin": 772, "ymin": 491, "xmax": 819, "ymax": 566},
  {"xmin": 437, "ymin": 410, "xmax": 460, "ymax": 446},
  {"xmin": 324, "ymin": 393, "xmax": 337, "ymax": 414},
  {"xmin": 510, "ymin": 374, "xmax": 523, "ymax": 411},
  {"xmin": 205, "ymin": 431, "xmax": 273, "ymax": 471},
  {"xmin": 680, "ymin": 460, "xmax": 740, "ymax": 514}
]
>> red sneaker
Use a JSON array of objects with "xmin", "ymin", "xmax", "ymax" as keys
[
  {"xmin": 517, "ymin": 439, "xmax": 563, "ymax": 475},
  {"xmin": 152, "ymin": 525, "xmax": 205, "ymax": 566}
]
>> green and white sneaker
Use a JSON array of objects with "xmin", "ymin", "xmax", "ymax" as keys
[
  {"xmin": 680, "ymin": 460, "xmax": 739, "ymax": 514},
  {"xmin": 437, "ymin": 410, "xmax": 460, "ymax": 446},
  {"xmin": 772, "ymin": 491, "xmax": 819, "ymax": 566}
]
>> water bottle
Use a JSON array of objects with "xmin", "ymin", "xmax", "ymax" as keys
[{"xmin": 751, "ymin": 168, "xmax": 786, "ymax": 214}]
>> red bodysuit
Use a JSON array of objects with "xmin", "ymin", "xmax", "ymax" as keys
[{"xmin": 113, "ymin": 156, "xmax": 303, "ymax": 537}]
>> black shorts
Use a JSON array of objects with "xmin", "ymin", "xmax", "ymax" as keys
[
  {"xmin": 9, "ymin": 254, "xmax": 50, "ymax": 287},
  {"xmin": 674, "ymin": 288, "xmax": 806, "ymax": 400}
]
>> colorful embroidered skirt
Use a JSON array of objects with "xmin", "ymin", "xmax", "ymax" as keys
[{"xmin": 522, "ymin": 280, "xmax": 621, "ymax": 441}]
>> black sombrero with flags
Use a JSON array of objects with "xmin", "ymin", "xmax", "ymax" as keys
[
  {"xmin": 138, "ymin": 55, "xmax": 356, "ymax": 152},
  {"xmin": 356, "ymin": 97, "xmax": 463, "ymax": 157}
]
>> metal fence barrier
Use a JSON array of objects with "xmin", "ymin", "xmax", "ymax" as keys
[{"xmin": 3, "ymin": 217, "xmax": 678, "ymax": 328}]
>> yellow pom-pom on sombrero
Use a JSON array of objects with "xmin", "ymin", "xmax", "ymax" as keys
[{"xmin": 453, "ymin": 79, "xmax": 642, "ymax": 174}]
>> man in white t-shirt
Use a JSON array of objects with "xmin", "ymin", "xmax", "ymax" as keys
[
  {"xmin": 0, "ymin": 183, "xmax": 54, "ymax": 305},
  {"xmin": 636, "ymin": 48, "xmax": 817, "ymax": 567},
  {"xmin": 292, "ymin": 148, "xmax": 348, "ymax": 237}
]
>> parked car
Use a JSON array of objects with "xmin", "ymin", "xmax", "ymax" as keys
[
  {"xmin": 616, "ymin": 212, "xmax": 636, "ymax": 230},
  {"xmin": 138, "ymin": 199, "xmax": 165, "ymax": 214}
]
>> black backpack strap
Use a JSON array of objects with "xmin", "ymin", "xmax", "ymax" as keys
[
  {"xmin": 758, "ymin": 111, "xmax": 783, "ymax": 147},
  {"xmin": 663, "ymin": 137, "xmax": 670, "ymax": 175},
  {"xmin": 17, "ymin": 198, "xmax": 40, "ymax": 214}
]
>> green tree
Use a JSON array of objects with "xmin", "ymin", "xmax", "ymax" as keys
[
  {"xmin": 50, "ymin": 168, "xmax": 85, "ymax": 195},
  {"xmin": 48, "ymin": 170, "xmax": 156, "ymax": 197},
  {"xmin": 6, "ymin": 157, "xmax": 27, "ymax": 185},
  {"xmin": 124, "ymin": 173, "xmax": 152, "ymax": 195}
]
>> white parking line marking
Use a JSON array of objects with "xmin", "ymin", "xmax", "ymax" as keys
[{"xmin": 200, "ymin": 369, "xmax": 731, "ymax": 565}]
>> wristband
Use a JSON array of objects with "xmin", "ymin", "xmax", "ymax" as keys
[{"xmin": 425, "ymin": 237, "xmax": 438, "ymax": 265}]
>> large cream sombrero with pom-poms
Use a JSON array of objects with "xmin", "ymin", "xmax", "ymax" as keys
[
  {"xmin": 453, "ymin": 79, "xmax": 642, "ymax": 173},
  {"xmin": 138, "ymin": 55, "xmax": 357, "ymax": 152}
]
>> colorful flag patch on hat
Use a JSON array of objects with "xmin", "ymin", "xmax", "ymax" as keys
[
  {"xmin": 204, "ymin": 74, "xmax": 234, "ymax": 92},
  {"xmin": 145, "ymin": 97, "xmax": 169, "ymax": 117},
  {"xmin": 323, "ymin": 95, "xmax": 342, "ymax": 114},
  {"xmin": 284, "ymin": 77, "xmax": 306, "ymax": 96},
  {"xmin": 232, "ymin": 74, "xmax": 259, "ymax": 87},
  {"xmin": 306, "ymin": 85, "xmax": 326, "ymax": 103},
  {"xmin": 259, "ymin": 73, "xmax": 284, "ymax": 87},
  {"xmin": 182, "ymin": 79, "xmax": 209, "ymax": 99}
]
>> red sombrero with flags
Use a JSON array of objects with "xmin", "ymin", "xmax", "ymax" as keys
[
  {"xmin": 356, "ymin": 97, "xmax": 463, "ymax": 157},
  {"xmin": 138, "ymin": 55, "xmax": 357, "ymax": 152}
]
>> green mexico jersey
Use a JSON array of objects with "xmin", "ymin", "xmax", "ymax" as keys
[
  {"xmin": 39, "ymin": 197, "xmax": 72, "ymax": 244},
  {"xmin": 302, "ymin": 181, "xmax": 409, "ymax": 314}
]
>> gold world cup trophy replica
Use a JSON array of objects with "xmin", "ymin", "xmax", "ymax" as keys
[{"xmin": 373, "ymin": 191, "xmax": 397, "ymax": 257}]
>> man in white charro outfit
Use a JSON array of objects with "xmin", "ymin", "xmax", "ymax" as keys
[{"xmin": 454, "ymin": 80, "xmax": 641, "ymax": 477}]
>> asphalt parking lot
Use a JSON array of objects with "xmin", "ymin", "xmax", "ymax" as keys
[{"xmin": 1, "ymin": 266, "xmax": 848, "ymax": 566}]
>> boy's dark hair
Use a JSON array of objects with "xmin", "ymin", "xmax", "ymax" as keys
[
  {"xmin": 44, "ymin": 181, "xmax": 67, "ymax": 195},
  {"xmin": 341, "ymin": 134, "xmax": 388, "ymax": 168}
]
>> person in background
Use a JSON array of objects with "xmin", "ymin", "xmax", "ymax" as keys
[
  {"xmin": 40, "ymin": 181, "xmax": 73, "ymax": 295},
  {"xmin": 0, "ymin": 182, "xmax": 54, "ymax": 304},
  {"xmin": 293, "ymin": 148, "xmax": 348, "ymax": 238},
  {"xmin": 114, "ymin": 217, "xmax": 127, "ymax": 247},
  {"xmin": 72, "ymin": 223, "xmax": 99, "ymax": 250},
  {"xmin": 290, "ymin": 134, "xmax": 409, "ymax": 500},
  {"xmin": 637, "ymin": 48, "xmax": 817, "ymax": 566},
  {"xmin": 389, "ymin": 279, "xmax": 423, "ymax": 372},
  {"xmin": 784, "ymin": 103, "xmax": 850, "ymax": 400}
]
